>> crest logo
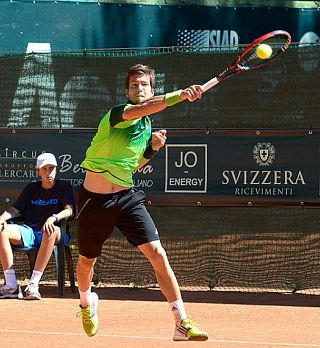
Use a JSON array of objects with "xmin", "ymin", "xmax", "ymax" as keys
[{"xmin": 253, "ymin": 143, "xmax": 275, "ymax": 166}]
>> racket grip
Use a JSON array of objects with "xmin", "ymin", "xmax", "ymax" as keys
[{"xmin": 201, "ymin": 77, "xmax": 219, "ymax": 92}]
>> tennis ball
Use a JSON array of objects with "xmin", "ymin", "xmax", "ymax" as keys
[{"xmin": 256, "ymin": 44, "xmax": 273, "ymax": 59}]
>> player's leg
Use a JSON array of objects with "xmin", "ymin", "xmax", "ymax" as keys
[
  {"xmin": 77, "ymin": 254, "xmax": 97, "ymax": 307},
  {"xmin": 138, "ymin": 240, "xmax": 181, "ymax": 302},
  {"xmin": 139, "ymin": 241, "xmax": 208, "ymax": 341},
  {"xmin": 76, "ymin": 254, "xmax": 99, "ymax": 337},
  {"xmin": 76, "ymin": 196, "xmax": 100, "ymax": 338},
  {"xmin": 0, "ymin": 224, "xmax": 25, "ymax": 298},
  {"xmin": 118, "ymin": 189, "xmax": 208, "ymax": 341},
  {"xmin": 75, "ymin": 186, "xmax": 116, "ymax": 337},
  {"xmin": 118, "ymin": 190, "xmax": 187, "ymax": 322}
]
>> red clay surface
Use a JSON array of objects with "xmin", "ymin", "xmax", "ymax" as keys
[{"xmin": 0, "ymin": 286, "xmax": 320, "ymax": 348}]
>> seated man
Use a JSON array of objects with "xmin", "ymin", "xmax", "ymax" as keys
[{"xmin": 0, "ymin": 152, "xmax": 75, "ymax": 300}]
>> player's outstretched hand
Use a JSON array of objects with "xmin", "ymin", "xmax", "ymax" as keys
[{"xmin": 180, "ymin": 85, "xmax": 203, "ymax": 102}]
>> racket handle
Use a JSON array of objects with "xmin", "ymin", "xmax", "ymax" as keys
[{"xmin": 201, "ymin": 77, "xmax": 219, "ymax": 92}]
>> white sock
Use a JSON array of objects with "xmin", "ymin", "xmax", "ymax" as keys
[
  {"xmin": 169, "ymin": 299, "xmax": 187, "ymax": 325},
  {"xmin": 79, "ymin": 287, "xmax": 92, "ymax": 308},
  {"xmin": 4, "ymin": 269, "xmax": 18, "ymax": 289},
  {"xmin": 29, "ymin": 270, "xmax": 43, "ymax": 286}
]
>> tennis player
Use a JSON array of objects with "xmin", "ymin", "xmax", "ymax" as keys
[{"xmin": 76, "ymin": 64, "xmax": 208, "ymax": 341}]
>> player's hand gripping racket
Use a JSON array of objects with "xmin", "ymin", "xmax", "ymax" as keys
[{"xmin": 201, "ymin": 30, "xmax": 291, "ymax": 92}]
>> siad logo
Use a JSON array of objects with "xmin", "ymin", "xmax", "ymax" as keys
[{"xmin": 177, "ymin": 30, "xmax": 239, "ymax": 48}]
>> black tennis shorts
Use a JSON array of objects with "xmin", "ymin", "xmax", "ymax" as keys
[{"xmin": 76, "ymin": 186, "xmax": 160, "ymax": 258}]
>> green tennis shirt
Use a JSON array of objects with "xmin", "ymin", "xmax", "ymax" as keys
[{"xmin": 81, "ymin": 103, "xmax": 152, "ymax": 187}]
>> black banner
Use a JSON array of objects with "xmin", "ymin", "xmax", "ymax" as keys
[{"xmin": 1, "ymin": 128, "xmax": 319, "ymax": 207}]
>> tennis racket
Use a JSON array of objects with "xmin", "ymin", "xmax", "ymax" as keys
[{"xmin": 201, "ymin": 30, "xmax": 291, "ymax": 92}]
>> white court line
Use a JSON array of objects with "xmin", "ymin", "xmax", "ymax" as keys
[{"xmin": 0, "ymin": 329, "xmax": 320, "ymax": 347}]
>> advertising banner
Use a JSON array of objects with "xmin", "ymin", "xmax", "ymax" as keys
[
  {"xmin": 0, "ymin": 3, "xmax": 318, "ymax": 51},
  {"xmin": 1, "ymin": 128, "xmax": 319, "ymax": 207}
]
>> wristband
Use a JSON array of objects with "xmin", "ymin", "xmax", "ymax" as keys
[
  {"xmin": 143, "ymin": 144, "xmax": 158, "ymax": 159},
  {"xmin": 164, "ymin": 90, "xmax": 183, "ymax": 106}
]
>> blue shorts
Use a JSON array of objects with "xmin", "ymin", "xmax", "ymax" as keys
[{"xmin": 18, "ymin": 224, "xmax": 70, "ymax": 248}]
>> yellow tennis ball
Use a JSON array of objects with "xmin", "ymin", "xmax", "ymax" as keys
[{"xmin": 256, "ymin": 44, "xmax": 273, "ymax": 59}]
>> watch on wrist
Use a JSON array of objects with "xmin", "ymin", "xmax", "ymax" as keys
[{"xmin": 52, "ymin": 214, "xmax": 59, "ymax": 223}]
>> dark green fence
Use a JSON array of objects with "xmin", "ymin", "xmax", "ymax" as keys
[{"xmin": 0, "ymin": 45, "xmax": 319, "ymax": 129}]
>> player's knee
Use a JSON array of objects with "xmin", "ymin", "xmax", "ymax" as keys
[
  {"xmin": 150, "ymin": 246, "xmax": 169, "ymax": 269},
  {"xmin": 77, "ymin": 255, "xmax": 96, "ymax": 271}
]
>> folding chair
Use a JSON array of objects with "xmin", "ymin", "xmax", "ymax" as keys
[{"xmin": 12, "ymin": 219, "xmax": 76, "ymax": 297}]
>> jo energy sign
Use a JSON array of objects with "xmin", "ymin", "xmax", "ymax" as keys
[{"xmin": 165, "ymin": 144, "xmax": 207, "ymax": 193}]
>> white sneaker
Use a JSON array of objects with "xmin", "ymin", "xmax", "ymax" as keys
[{"xmin": 24, "ymin": 283, "xmax": 41, "ymax": 300}]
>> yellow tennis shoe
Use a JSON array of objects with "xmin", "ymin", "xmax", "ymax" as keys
[
  {"xmin": 173, "ymin": 318, "xmax": 208, "ymax": 341},
  {"xmin": 79, "ymin": 292, "xmax": 99, "ymax": 337}
]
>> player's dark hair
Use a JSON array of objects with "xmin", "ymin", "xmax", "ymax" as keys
[{"xmin": 126, "ymin": 64, "xmax": 155, "ymax": 90}]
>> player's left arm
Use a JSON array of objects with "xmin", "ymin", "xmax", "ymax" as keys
[{"xmin": 135, "ymin": 129, "xmax": 167, "ymax": 171}]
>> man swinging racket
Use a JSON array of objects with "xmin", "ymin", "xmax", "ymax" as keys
[{"xmin": 76, "ymin": 64, "xmax": 208, "ymax": 341}]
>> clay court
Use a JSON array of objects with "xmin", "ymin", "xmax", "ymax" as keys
[
  {"xmin": 0, "ymin": 3, "xmax": 319, "ymax": 348},
  {"xmin": 1, "ymin": 286, "xmax": 320, "ymax": 348}
]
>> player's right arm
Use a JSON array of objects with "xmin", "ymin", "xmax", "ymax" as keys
[{"xmin": 123, "ymin": 85, "xmax": 203, "ymax": 120}]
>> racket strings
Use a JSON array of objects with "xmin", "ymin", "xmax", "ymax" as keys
[
  {"xmin": 240, "ymin": 37, "xmax": 290, "ymax": 70},
  {"xmin": 239, "ymin": 48, "xmax": 267, "ymax": 69}
]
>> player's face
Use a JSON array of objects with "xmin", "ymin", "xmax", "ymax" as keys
[
  {"xmin": 126, "ymin": 74, "xmax": 154, "ymax": 104},
  {"xmin": 37, "ymin": 164, "xmax": 57, "ymax": 187}
]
